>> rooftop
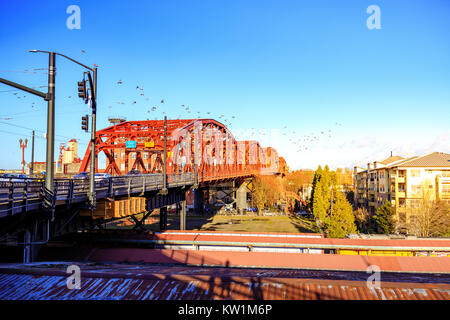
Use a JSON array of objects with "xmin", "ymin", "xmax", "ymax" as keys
[{"xmin": 0, "ymin": 261, "xmax": 449, "ymax": 300}]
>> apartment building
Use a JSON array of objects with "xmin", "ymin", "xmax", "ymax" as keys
[{"xmin": 354, "ymin": 152, "xmax": 450, "ymax": 224}]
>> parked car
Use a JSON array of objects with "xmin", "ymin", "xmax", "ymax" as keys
[
  {"xmin": 0, "ymin": 173, "xmax": 31, "ymax": 182},
  {"xmin": 126, "ymin": 169, "xmax": 142, "ymax": 175},
  {"xmin": 94, "ymin": 173, "xmax": 112, "ymax": 181},
  {"xmin": 73, "ymin": 172, "xmax": 90, "ymax": 179}
]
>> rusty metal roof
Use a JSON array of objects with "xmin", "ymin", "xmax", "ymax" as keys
[{"xmin": 0, "ymin": 262, "xmax": 449, "ymax": 300}]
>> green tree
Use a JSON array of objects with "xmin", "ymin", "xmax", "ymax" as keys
[
  {"xmin": 312, "ymin": 182, "xmax": 328, "ymax": 223},
  {"xmin": 353, "ymin": 207, "xmax": 372, "ymax": 233},
  {"xmin": 309, "ymin": 166, "xmax": 323, "ymax": 212},
  {"xmin": 325, "ymin": 189, "xmax": 357, "ymax": 238},
  {"xmin": 373, "ymin": 201, "xmax": 396, "ymax": 234}
]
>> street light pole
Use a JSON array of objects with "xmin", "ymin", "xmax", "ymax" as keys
[
  {"xmin": 162, "ymin": 115, "xmax": 168, "ymax": 195},
  {"xmin": 45, "ymin": 52, "xmax": 56, "ymax": 196},
  {"xmin": 88, "ymin": 67, "xmax": 97, "ymax": 207},
  {"xmin": 29, "ymin": 49, "xmax": 98, "ymax": 209},
  {"xmin": 30, "ymin": 130, "xmax": 35, "ymax": 175}
]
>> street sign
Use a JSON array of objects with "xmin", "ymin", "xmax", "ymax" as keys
[
  {"xmin": 126, "ymin": 140, "xmax": 136, "ymax": 148},
  {"xmin": 144, "ymin": 141, "xmax": 154, "ymax": 148}
]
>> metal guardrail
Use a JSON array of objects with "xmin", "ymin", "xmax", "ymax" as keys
[
  {"xmin": 0, "ymin": 172, "xmax": 195, "ymax": 217},
  {"xmin": 74, "ymin": 238, "xmax": 450, "ymax": 254}
]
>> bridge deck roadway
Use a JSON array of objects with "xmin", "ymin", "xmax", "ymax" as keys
[{"xmin": 0, "ymin": 172, "xmax": 255, "ymax": 218}]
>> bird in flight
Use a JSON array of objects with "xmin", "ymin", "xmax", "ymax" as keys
[
  {"xmin": 161, "ymin": 99, "xmax": 164, "ymax": 103},
  {"xmin": 81, "ymin": 50, "xmax": 85, "ymax": 54}
]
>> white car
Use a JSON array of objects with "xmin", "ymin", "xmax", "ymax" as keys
[
  {"xmin": 0, "ymin": 173, "xmax": 31, "ymax": 182},
  {"xmin": 94, "ymin": 173, "xmax": 112, "ymax": 181}
]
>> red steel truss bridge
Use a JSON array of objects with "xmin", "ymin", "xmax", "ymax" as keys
[{"xmin": 0, "ymin": 118, "xmax": 286, "ymax": 262}]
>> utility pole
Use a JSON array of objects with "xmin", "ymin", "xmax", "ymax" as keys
[
  {"xmin": 28, "ymin": 49, "xmax": 98, "ymax": 209},
  {"xmin": 30, "ymin": 130, "xmax": 35, "ymax": 175},
  {"xmin": 161, "ymin": 116, "xmax": 168, "ymax": 195},
  {"xmin": 87, "ymin": 68, "xmax": 98, "ymax": 208},
  {"xmin": 45, "ymin": 52, "xmax": 56, "ymax": 199},
  {"xmin": 19, "ymin": 138, "xmax": 28, "ymax": 174}
]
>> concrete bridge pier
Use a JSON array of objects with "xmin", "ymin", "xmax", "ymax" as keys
[
  {"xmin": 21, "ymin": 217, "xmax": 49, "ymax": 263},
  {"xmin": 159, "ymin": 206, "xmax": 167, "ymax": 231},
  {"xmin": 235, "ymin": 179, "xmax": 252, "ymax": 215},
  {"xmin": 179, "ymin": 199, "xmax": 186, "ymax": 230},
  {"xmin": 194, "ymin": 188, "xmax": 204, "ymax": 215}
]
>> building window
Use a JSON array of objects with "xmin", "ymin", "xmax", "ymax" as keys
[
  {"xmin": 132, "ymin": 153, "xmax": 137, "ymax": 159},
  {"xmin": 121, "ymin": 152, "xmax": 125, "ymax": 159},
  {"xmin": 121, "ymin": 163, "xmax": 125, "ymax": 171},
  {"xmin": 409, "ymin": 199, "xmax": 420, "ymax": 208},
  {"xmin": 442, "ymin": 170, "xmax": 450, "ymax": 177},
  {"xmin": 143, "ymin": 152, "xmax": 149, "ymax": 159},
  {"xmin": 411, "ymin": 169, "xmax": 421, "ymax": 177},
  {"xmin": 411, "ymin": 184, "xmax": 423, "ymax": 194},
  {"xmin": 442, "ymin": 183, "xmax": 450, "ymax": 194}
]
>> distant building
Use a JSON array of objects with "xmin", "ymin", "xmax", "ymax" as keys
[
  {"xmin": 56, "ymin": 139, "xmax": 81, "ymax": 175},
  {"xmin": 27, "ymin": 139, "xmax": 82, "ymax": 176},
  {"xmin": 354, "ymin": 152, "xmax": 450, "ymax": 225}
]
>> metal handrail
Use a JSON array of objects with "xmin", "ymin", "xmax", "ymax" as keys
[{"xmin": 78, "ymin": 238, "xmax": 450, "ymax": 253}]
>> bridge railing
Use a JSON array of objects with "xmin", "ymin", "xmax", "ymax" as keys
[
  {"xmin": 0, "ymin": 173, "xmax": 196, "ymax": 217},
  {"xmin": 0, "ymin": 178, "xmax": 44, "ymax": 217}
]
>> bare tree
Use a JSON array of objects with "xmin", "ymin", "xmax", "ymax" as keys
[{"xmin": 406, "ymin": 186, "xmax": 450, "ymax": 237}]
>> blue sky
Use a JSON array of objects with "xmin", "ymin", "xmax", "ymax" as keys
[{"xmin": 0, "ymin": 0, "xmax": 449, "ymax": 170}]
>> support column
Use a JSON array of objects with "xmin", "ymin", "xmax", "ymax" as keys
[
  {"xmin": 180, "ymin": 200, "xmax": 186, "ymax": 230},
  {"xmin": 160, "ymin": 206, "xmax": 167, "ymax": 231},
  {"xmin": 194, "ymin": 188, "xmax": 204, "ymax": 215},
  {"xmin": 236, "ymin": 180, "xmax": 249, "ymax": 215},
  {"xmin": 22, "ymin": 229, "xmax": 31, "ymax": 264}
]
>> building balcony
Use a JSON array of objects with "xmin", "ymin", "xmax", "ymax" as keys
[
  {"xmin": 391, "ymin": 176, "xmax": 405, "ymax": 183},
  {"xmin": 397, "ymin": 191, "xmax": 406, "ymax": 198},
  {"xmin": 368, "ymin": 201, "xmax": 377, "ymax": 207}
]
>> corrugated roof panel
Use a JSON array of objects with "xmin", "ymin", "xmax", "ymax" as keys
[{"xmin": 1, "ymin": 262, "xmax": 449, "ymax": 300}]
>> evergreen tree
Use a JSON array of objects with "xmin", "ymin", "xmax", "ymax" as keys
[
  {"xmin": 309, "ymin": 165, "xmax": 323, "ymax": 212},
  {"xmin": 325, "ymin": 190, "xmax": 357, "ymax": 238},
  {"xmin": 312, "ymin": 182, "xmax": 328, "ymax": 223},
  {"xmin": 373, "ymin": 201, "xmax": 396, "ymax": 234}
]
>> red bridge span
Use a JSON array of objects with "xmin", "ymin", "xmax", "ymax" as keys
[{"xmin": 79, "ymin": 118, "xmax": 288, "ymax": 181}]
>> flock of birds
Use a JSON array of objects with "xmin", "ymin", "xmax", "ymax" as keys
[
  {"xmin": 111, "ymin": 79, "xmax": 238, "ymax": 127},
  {"xmin": 1, "ymin": 50, "xmax": 343, "ymax": 154}
]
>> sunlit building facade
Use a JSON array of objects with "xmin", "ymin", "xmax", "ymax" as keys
[{"xmin": 354, "ymin": 152, "xmax": 450, "ymax": 225}]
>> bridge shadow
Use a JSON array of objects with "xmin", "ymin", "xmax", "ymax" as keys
[
  {"xmin": 36, "ymin": 246, "xmax": 345, "ymax": 300},
  {"xmin": 287, "ymin": 215, "xmax": 320, "ymax": 234}
]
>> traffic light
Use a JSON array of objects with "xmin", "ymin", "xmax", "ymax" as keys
[
  {"xmin": 77, "ymin": 80, "xmax": 87, "ymax": 102},
  {"xmin": 81, "ymin": 114, "xmax": 89, "ymax": 132}
]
